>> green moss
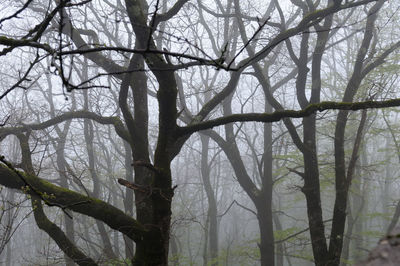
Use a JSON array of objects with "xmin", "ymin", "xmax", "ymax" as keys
[{"xmin": 0, "ymin": 168, "xmax": 147, "ymax": 240}]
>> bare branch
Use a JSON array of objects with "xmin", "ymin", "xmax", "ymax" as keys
[{"xmin": 178, "ymin": 98, "xmax": 400, "ymax": 136}]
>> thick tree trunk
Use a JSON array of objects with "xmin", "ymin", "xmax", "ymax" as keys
[
  {"xmin": 329, "ymin": 109, "xmax": 352, "ymax": 266},
  {"xmin": 302, "ymin": 115, "xmax": 329, "ymax": 266},
  {"xmin": 126, "ymin": 44, "xmax": 178, "ymax": 265},
  {"xmin": 255, "ymin": 199, "xmax": 274, "ymax": 266},
  {"xmin": 258, "ymin": 108, "xmax": 275, "ymax": 266},
  {"xmin": 131, "ymin": 169, "xmax": 173, "ymax": 265}
]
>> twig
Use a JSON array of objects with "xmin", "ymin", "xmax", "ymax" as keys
[
  {"xmin": 274, "ymin": 218, "xmax": 333, "ymax": 244},
  {"xmin": 0, "ymin": 54, "xmax": 41, "ymax": 101},
  {"xmin": 227, "ymin": 17, "xmax": 270, "ymax": 69},
  {"xmin": 147, "ymin": 0, "xmax": 161, "ymax": 50},
  {"xmin": 0, "ymin": 0, "xmax": 34, "ymax": 26},
  {"xmin": 218, "ymin": 199, "xmax": 257, "ymax": 217}
]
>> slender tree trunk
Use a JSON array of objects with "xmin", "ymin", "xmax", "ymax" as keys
[
  {"xmin": 170, "ymin": 234, "xmax": 180, "ymax": 266},
  {"xmin": 83, "ymin": 92, "xmax": 117, "ymax": 261},
  {"xmin": 123, "ymin": 142, "xmax": 135, "ymax": 259},
  {"xmin": 352, "ymin": 150, "xmax": 368, "ymax": 262},
  {"xmin": 340, "ymin": 207, "xmax": 354, "ymax": 266},
  {"xmin": 56, "ymin": 139, "xmax": 75, "ymax": 266},
  {"xmin": 5, "ymin": 240, "xmax": 11, "ymax": 266},
  {"xmin": 200, "ymin": 135, "xmax": 219, "ymax": 265},
  {"xmin": 273, "ymin": 211, "xmax": 285, "ymax": 266},
  {"xmin": 5, "ymin": 191, "xmax": 14, "ymax": 266},
  {"xmin": 203, "ymin": 212, "xmax": 209, "ymax": 266},
  {"xmin": 205, "ymin": 92, "xmax": 275, "ymax": 266}
]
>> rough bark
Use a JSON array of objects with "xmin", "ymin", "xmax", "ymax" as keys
[{"xmin": 0, "ymin": 164, "xmax": 146, "ymax": 241}]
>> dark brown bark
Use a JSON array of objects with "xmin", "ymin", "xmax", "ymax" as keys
[{"xmin": 206, "ymin": 126, "xmax": 275, "ymax": 265}]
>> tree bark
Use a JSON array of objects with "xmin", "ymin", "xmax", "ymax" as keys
[{"xmin": 200, "ymin": 135, "xmax": 219, "ymax": 265}]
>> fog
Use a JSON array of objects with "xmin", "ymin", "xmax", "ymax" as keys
[{"xmin": 0, "ymin": 0, "xmax": 399, "ymax": 265}]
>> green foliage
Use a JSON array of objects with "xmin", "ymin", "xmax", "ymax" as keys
[
  {"xmin": 364, "ymin": 212, "xmax": 392, "ymax": 221},
  {"xmin": 274, "ymin": 227, "xmax": 302, "ymax": 242},
  {"xmin": 167, "ymin": 253, "xmax": 196, "ymax": 266},
  {"xmin": 360, "ymin": 230, "xmax": 384, "ymax": 239},
  {"xmin": 225, "ymin": 241, "xmax": 260, "ymax": 265}
]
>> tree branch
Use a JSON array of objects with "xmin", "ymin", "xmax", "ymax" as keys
[
  {"xmin": 154, "ymin": 0, "xmax": 189, "ymax": 27},
  {"xmin": 31, "ymin": 196, "xmax": 98, "ymax": 266},
  {"xmin": 177, "ymin": 98, "xmax": 400, "ymax": 136},
  {"xmin": 0, "ymin": 164, "xmax": 146, "ymax": 242},
  {"xmin": 237, "ymin": 0, "xmax": 380, "ymax": 69},
  {"xmin": 0, "ymin": 110, "xmax": 130, "ymax": 144}
]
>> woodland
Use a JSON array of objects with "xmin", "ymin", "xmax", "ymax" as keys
[{"xmin": 0, "ymin": 0, "xmax": 399, "ymax": 265}]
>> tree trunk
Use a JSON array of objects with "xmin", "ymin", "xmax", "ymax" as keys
[
  {"xmin": 273, "ymin": 211, "xmax": 286, "ymax": 266},
  {"xmin": 123, "ymin": 142, "xmax": 135, "ymax": 259},
  {"xmin": 83, "ymin": 92, "xmax": 117, "ymax": 261},
  {"xmin": 200, "ymin": 135, "xmax": 219, "ymax": 265},
  {"xmin": 302, "ymin": 115, "xmax": 329, "ymax": 266},
  {"xmin": 258, "ymin": 104, "xmax": 275, "ymax": 266},
  {"xmin": 255, "ymin": 199, "xmax": 274, "ymax": 266},
  {"xmin": 170, "ymin": 234, "xmax": 180, "ymax": 266}
]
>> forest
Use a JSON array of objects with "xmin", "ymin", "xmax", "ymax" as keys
[{"xmin": 0, "ymin": 0, "xmax": 399, "ymax": 265}]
